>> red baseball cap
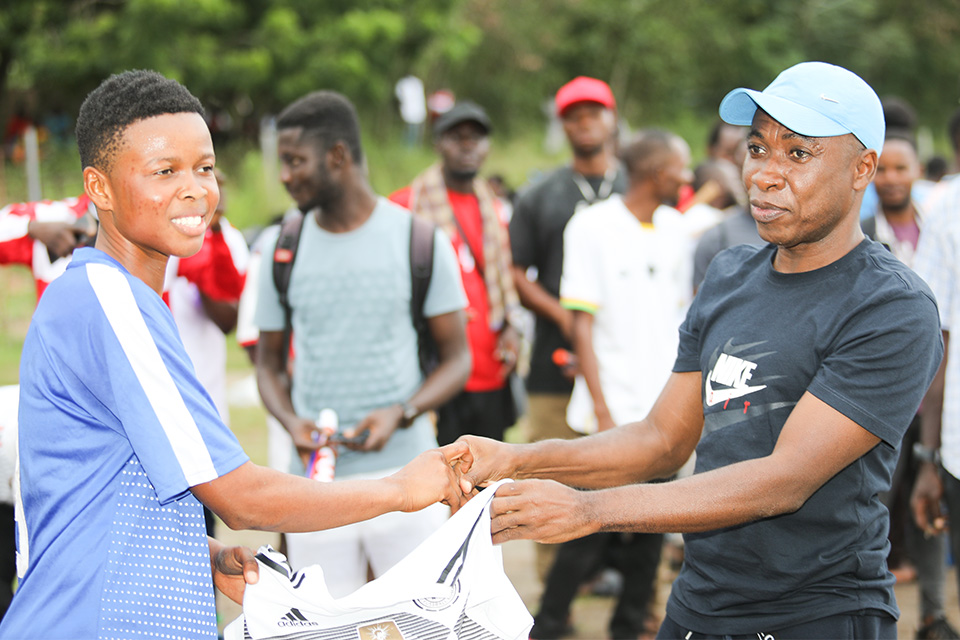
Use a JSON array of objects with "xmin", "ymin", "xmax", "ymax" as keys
[{"xmin": 555, "ymin": 76, "xmax": 616, "ymax": 117}]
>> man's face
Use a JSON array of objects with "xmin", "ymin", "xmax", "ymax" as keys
[
  {"xmin": 655, "ymin": 140, "xmax": 694, "ymax": 206},
  {"xmin": 561, "ymin": 102, "xmax": 616, "ymax": 157},
  {"xmin": 278, "ymin": 127, "xmax": 339, "ymax": 212},
  {"xmin": 875, "ymin": 138, "xmax": 920, "ymax": 211},
  {"xmin": 743, "ymin": 110, "xmax": 865, "ymax": 249},
  {"xmin": 101, "ymin": 112, "xmax": 218, "ymax": 259},
  {"xmin": 437, "ymin": 121, "xmax": 490, "ymax": 181}
]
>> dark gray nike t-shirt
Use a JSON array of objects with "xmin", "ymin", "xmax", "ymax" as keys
[{"xmin": 668, "ymin": 238, "xmax": 942, "ymax": 634}]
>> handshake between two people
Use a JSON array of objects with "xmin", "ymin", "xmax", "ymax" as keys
[
  {"xmin": 211, "ymin": 434, "xmax": 595, "ymax": 606},
  {"xmin": 402, "ymin": 435, "xmax": 597, "ymax": 546}
]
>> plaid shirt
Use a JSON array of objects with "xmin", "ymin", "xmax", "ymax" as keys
[{"xmin": 913, "ymin": 175, "xmax": 960, "ymax": 477}]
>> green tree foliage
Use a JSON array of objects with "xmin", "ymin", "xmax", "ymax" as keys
[
  {"xmin": 2, "ymin": 0, "xmax": 959, "ymax": 142},
  {"xmin": 2, "ymin": 0, "xmax": 464, "ymax": 131},
  {"xmin": 424, "ymin": 0, "xmax": 960, "ymax": 136}
]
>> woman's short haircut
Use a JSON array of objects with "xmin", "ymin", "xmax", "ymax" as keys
[{"xmin": 76, "ymin": 70, "xmax": 205, "ymax": 172}]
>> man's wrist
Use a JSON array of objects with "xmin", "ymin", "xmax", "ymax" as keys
[
  {"xmin": 398, "ymin": 402, "xmax": 418, "ymax": 428},
  {"xmin": 913, "ymin": 442, "xmax": 941, "ymax": 466},
  {"xmin": 512, "ymin": 442, "xmax": 542, "ymax": 480},
  {"xmin": 377, "ymin": 473, "xmax": 409, "ymax": 513}
]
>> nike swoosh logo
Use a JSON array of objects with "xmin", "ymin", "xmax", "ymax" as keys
[{"xmin": 705, "ymin": 377, "xmax": 767, "ymax": 406}]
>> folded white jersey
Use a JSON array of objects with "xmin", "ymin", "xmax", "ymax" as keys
[{"xmin": 225, "ymin": 479, "xmax": 532, "ymax": 640}]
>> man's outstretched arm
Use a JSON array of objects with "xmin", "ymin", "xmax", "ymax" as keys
[
  {"xmin": 484, "ymin": 389, "xmax": 880, "ymax": 544},
  {"xmin": 449, "ymin": 372, "xmax": 881, "ymax": 543}
]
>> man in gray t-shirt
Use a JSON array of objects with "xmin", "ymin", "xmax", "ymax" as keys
[{"xmin": 254, "ymin": 91, "xmax": 470, "ymax": 595}]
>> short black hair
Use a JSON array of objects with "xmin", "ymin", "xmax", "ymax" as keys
[
  {"xmin": 884, "ymin": 127, "xmax": 918, "ymax": 151},
  {"xmin": 927, "ymin": 155, "xmax": 949, "ymax": 181},
  {"xmin": 276, "ymin": 91, "xmax": 364, "ymax": 165},
  {"xmin": 620, "ymin": 129, "xmax": 682, "ymax": 181},
  {"xmin": 76, "ymin": 70, "xmax": 205, "ymax": 172},
  {"xmin": 881, "ymin": 96, "xmax": 917, "ymax": 131}
]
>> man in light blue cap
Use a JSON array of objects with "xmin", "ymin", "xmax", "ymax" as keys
[
  {"xmin": 447, "ymin": 61, "xmax": 943, "ymax": 638},
  {"xmin": 719, "ymin": 61, "xmax": 885, "ymax": 151}
]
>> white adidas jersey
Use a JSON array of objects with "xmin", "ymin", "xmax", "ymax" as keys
[{"xmin": 225, "ymin": 480, "xmax": 532, "ymax": 640}]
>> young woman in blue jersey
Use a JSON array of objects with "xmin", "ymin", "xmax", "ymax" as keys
[{"xmin": 2, "ymin": 70, "xmax": 469, "ymax": 640}]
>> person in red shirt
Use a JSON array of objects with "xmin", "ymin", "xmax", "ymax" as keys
[
  {"xmin": 0, "ymin": 194, "xmax": 97, "ymax": 299},
  {"xmin": 390, "ymin": 102, "xmax": 522, "ymax": 445}
]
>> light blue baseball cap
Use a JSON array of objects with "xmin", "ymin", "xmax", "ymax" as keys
[{"xmin": 718, "ymin": 61, "xmax": 884, "ymax": 152}]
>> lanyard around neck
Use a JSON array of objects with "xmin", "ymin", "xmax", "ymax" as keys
[{"xmin": 571, "ymin": 165, "xmax": 618, "ymax": 205}]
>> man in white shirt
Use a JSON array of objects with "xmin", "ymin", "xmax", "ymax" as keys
[{"xmin": 526, "ymin": 130, "xmax": 694, "ymax": 640}]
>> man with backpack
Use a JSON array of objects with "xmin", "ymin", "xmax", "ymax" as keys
[
  {"xmin": 390, "ymin": 101, "xmax": 523, "ymax": 447},
  {"xmin": 254, "ymin": 90, "xmax": 471, "ymax": 595}
]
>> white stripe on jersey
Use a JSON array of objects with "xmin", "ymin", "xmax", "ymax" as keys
[
  {"xmin": 87, "ymin": 262, "xmax": 218, "ymax": 486},
  {"xmin": 14, "ymin": 450, "xmax": 28, "ymax": 578}
]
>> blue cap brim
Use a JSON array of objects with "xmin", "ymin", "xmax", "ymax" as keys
[{"xmin": 719, "ymin": 88, "xmax": 851, "ymax": 139}]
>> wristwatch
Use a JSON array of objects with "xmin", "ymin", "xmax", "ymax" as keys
[
  {"xmin": 399, "ymin": 402, "xmax": 419, "ymax": 428},
  {"xmin": 913, "ymin": 442, "xmax": 941, "ymax": 466}
]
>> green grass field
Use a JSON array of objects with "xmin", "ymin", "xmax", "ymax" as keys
[{"xmin": 0, "ymin": 267, "xmax": 34, "ymax": 386}]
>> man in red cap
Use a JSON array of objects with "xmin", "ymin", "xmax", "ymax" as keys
[{"xmin": 508, "ymin": 75, "xmax": 633, "ymax": 630}]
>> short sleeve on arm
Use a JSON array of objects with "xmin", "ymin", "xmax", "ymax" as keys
[
  {"xmin": 807, "ymin": 289, "xmax": 942, "ymax": 447},
  {"xmin": 0, "ymin": 204, "xmax": 31, "ymax": 242},
  {"xmin": 559, "ymin": 213, "xmax": 601, "ymax": 314},
  {"xmin": 673, "ymin": 295, "xmax": 703, "ymax": 374},
  {"xmin": 913, "ymin": 218, "xmax": 956, "ymax": 330},
  {"xmin": 86, "ymin": 263, "xmax": 248, "ymax": 503},
  {"xmin": 253, "ymin": 233, "xmax": 287, "ymax": 333},
  {"xmin": 423, "ymin": 227, "xmax": 468, "ymax": 318},
  {"xmin": 509, "ymin": 190, "xmax": 537, "ymax": 268}
]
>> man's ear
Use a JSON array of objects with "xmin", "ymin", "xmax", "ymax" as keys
[
  {"xmin": 853, "ymin": 148, "xmax": 878, "ymax": 191},
  {"xmin": 327, "ymin": 141, "xmax": 348, "ymax": 170},
  {"xmin": 83, "ymin": 166, "xmax": 113, "ymax": 214}
]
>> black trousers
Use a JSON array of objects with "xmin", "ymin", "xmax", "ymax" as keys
[
  {"xmin": 532, "ymin": 531, "xmax": 664, "ymax": 640},
  {"xmin": 435, "ymin": 386, "xmax": 516, "ymax": 446},
  {"xmin": 0, "ymin": 503, "xmax": 15, "ymax": 620}
]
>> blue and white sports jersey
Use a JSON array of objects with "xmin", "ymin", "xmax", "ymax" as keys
[{"xmin": 2, "ymin": 247, "xmax": 249, "ymax": 640}]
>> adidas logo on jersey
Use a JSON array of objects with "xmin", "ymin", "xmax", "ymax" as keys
[{"xmin": 278, "ymin": 607, "xmax": 318, "ymax": 627}]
